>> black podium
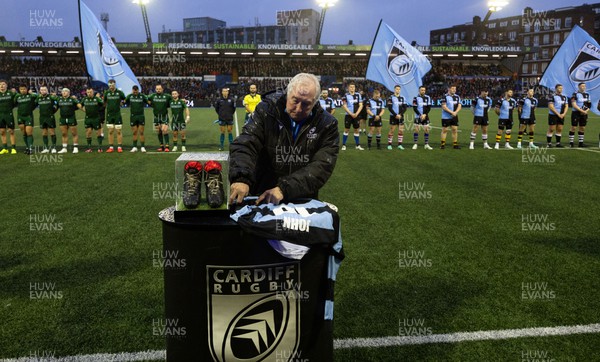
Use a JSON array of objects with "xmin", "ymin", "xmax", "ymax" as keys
[{"xmin": 158, "ymin": 207, "xmax": 334, "ymax": 362}]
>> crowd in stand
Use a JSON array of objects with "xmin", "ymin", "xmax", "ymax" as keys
[{"xmin": 2, "ymin": 56, "xmax": 519, "ymax": 101}]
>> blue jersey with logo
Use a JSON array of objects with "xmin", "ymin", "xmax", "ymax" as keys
[
  {"xmin": 387, "ymin": 94, "xmax": 406, "ymax": 117},
  {"xmin": 472, "ymin": 96, "xmax": 492, "ymax": 117},
  {"xmin": 519, "ymin": 97, "xmax": 537, "ymax": 120},
  {"xmin": 319, "ymin": 97, "xmax": 335, "ymax": 113},
  {"xmin": 413, "ymin": 94, "xmax": 432, "ymax": 116},
  {"xmin": 571, "ymin": 91, "xmax": 591, "ymax": 113},
  {"xmin": 496, "ymin": 97, "xmax": 516, "ymax": 120},
  {"xmin": 548, "ymin": 94, "xmax": 568, "ymax": 115},
  {"xmin": 343, "ymin": 92, "xmax": 362, "ymax": 115},
  {"xmin": 441, "ymin": 93, "xmax": 461, "ymax": 119},
  {"xmin": 368, "ymin": 98, "xmax": 385, "ymax": 118}
]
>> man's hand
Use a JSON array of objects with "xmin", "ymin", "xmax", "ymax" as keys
[
  {"xmin": 257, "ymin": 187, "xmax": 284, "ymax": 205},
  {"xmin": 229, "ymin": 182, "xmax": 250, "ymax": 205}
]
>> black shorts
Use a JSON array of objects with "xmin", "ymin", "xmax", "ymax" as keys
[
  {"xmin": 473, "ymin": 116, "xmax": 489, "ymax": 126},
  {"xmin": 519, "ymin": 117, "xmax": 536, "ymax": 126},
  {"xmin": 389, "ymin": 115, "xmax": 404, "ymax": 126},
  {"xmin": 344, "ymin": 115, "xmax": 360, "ymax": 129},
  {"xmin": 498, "ymin": 119, "xmax": 513, "ymax": 129},
  {"xmin": 571, "ymin": 112, "xmax": 588, "ymax": 127},
  {"xmin": 548, "ymin": 114, "xmax": 564, "ymax": 126},
  {"xmin": 414, "ymin": 115, "xmax": 430, "ymax": 125},
  {"xmin": 369, "ymin": 118, "xmax": 383, "ymax": 127},
  {"xmin": 442, "ymin": 117, "xmax": 458, "ymax": 128},
  {"xmin": 358, "ymin": 110, "xmax": 368, "ymax": 120}
]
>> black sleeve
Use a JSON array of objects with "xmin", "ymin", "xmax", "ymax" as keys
[
  {"xmin": 387, "ymin": 97, "xmax": 397, "ymax": 117},
  {"xmin": 277, "ymin": 114, "xmax": 339, "ymax": 202},
  {"xmin": 399, "ymin": 98, "xmax": 407, "ymax": 114},
  {"xmin": 228, "ymin": 104, "xmax": 267, "ymax": 186}
]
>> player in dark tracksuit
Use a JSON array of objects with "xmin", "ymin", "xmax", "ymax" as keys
[{"xmin": 214, "ymin": 87, "xmax": 236, "ymax": 151}]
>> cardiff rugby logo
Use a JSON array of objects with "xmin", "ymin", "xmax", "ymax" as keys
[
  {"xmin": 96, "ymin": 31, "xmax": 125, "ymax": 77},
  {"xmin": 387, "ymin": 38, "xmax": 415, "ymax": 86},
  {"xmin": 207, "ymin": 263, "xmax": 300, "ymax": 362},
  {"xmin": 569, "ymin": 42, "xmax": 600, "ymax": 91}
]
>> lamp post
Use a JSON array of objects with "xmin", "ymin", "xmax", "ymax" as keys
[
  {"xmin": 484, "ymin": 0, "xmax": 509, "ymax": 22},
  {"xmin": 473, "ymin": 0, "xmax": 509, "ymax": 45},
  {"xmin": 132, "ymin": 0, "xmax": 152, "ymax": 44},
  {"xmin": 316, "ymin": 0, "xmax": 337, "ymax": 45}
]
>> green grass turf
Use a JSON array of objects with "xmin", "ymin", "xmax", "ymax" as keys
[{"xmin": 0, "ymin": 107, "xmax": 599, "ymax": 361}]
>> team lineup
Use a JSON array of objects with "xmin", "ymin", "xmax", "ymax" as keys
[
  {"xmin": 0, "ymin": 79, "xmax": 595, "ymax": 154},
  {"xmin": 331, "ymin": 82, "xmax": 594, "ymax": 151}
]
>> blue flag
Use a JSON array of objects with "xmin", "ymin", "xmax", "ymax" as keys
[
  {"xmin": 79, "ymin": 1, "xmax": 140, "ymax": 92},
  {"xmin": 366, "ymin": 20, "xmax": 431, "ymax": 100},
  {"xmin": 539, "ymin": 25, "xmax": 600, "ymax": 115}
]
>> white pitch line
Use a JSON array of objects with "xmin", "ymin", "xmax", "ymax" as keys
[
  {"xmin": 2, "ymin": 323, "xmax": 600, "ymax": 361},
  {"xmin": 334, "ymin": 323, "xmax": 600, "ymax": 349},
  {"xmin": 0, "ymin": 350, "xmax": 165, "ymax": 362},
  {"xmin": 577, "ymin": 147, "xmax": 600, "ymax": 154}
]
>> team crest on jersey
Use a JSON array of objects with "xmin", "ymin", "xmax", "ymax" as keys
[
  {"xmin": 207, "ymin": 263, "xmax": 300, "ymax": 362},
  {"xmin": 569, "ymin": 42, "xmax": 600, "ymax": 91},
  {"xmin": 387, "ymin": 38, "xmax": 415, "ymax": 86},
  {"xmin": 307, "ymin": 127, "xmax": 317, "ymax": 140}
]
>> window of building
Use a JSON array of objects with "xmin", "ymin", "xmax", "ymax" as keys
[
  {"xmin": 565, "ymin": 17, "xmax": 572, "ymax": 28},
  {"xmin": 461, "ymin": 31, "xmax": 466, "ymax": 40},
  {"xmin": 544, "ymin": 21, "xmax": 551, "ymax": 31},
  {"xmin": 524, "ymin": 24, "xmax": 531, "ymax": 33},
  {"xmin": 542, "ymin": 49, "xmax": 549, "ymax": 58},
  {"xmin": 543, "ymin": 34, "xmax": 550, "ymax": 44},
  {"xmin": 500, "ymin": 21, "xmax": 508, "ymax": 27},
  {"xmin": 488, "ymin": 22, "xmax": 496, "ymax": 29},
  {"xmin": 532, "ymin": 63, "xmax": 538, "ymax": 74},
  {"xmin": 555, "ymin": 18, "xmax": 561, "ymax": 29},
  {"xmin": 454, "ymin": 32, "xmax": 459, "ymax": 42},
  {"xmin": 534, "ymin": 22, "xmax": 540, "ymax": 32},
  {"xmin": 522, "ymin": 64, "xmax": 529, "ymax": 74},
  {"xmin": 595, "ymin": 20, "xmax": 600, "ymax": 29},
  {"xmin": 552, "ymin": 48, "xmax": 558, "ymax": 56},
  {"xmin": 553, "ymin": 33, "xmax": 560, "ymax": 44},
  {"xmin": 564, "ymin": 31, "xmax": 570, "ymax": 40},
  {"xmin": 533, "ymin": 35, "xmax": 539, "ymax": 46},
  {"xmin": 542, "ymin": 62, "xmax": 548, "ymax": 73},
  {"xmin": 440, "ymin": 34, "xmax": 445, "ymax": 43},
  {"xmin": 509, "ymin": 31, "xmax": 517, "ymax": 41},
  {"xmin": 512, "ymin": 19, "xmax": 520, "ymax": 26},
  {"xmin": 524, "ymin": 36, "xmax": 530, "ymax": 46}
]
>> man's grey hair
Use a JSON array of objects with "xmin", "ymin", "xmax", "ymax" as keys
[
  {"xmin": 287, "ymin": 73, "xmax": 321, "ymax": 102},
  {"xmin": 62, "ymin": 88, "xmax": 70, "ymax": 93}
]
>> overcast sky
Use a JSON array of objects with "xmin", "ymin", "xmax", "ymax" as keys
[{"xmin": 1, "ymin": 0, "xmax": 588, "ymax": 45}]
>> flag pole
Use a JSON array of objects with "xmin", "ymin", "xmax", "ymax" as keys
[
  {"xmin": 77, "ymin": 0, "xmax": 93, "ymax": 88},
  {"xmin": 365, "ymin": 19, "xmax": 383, "ymax": 78}
]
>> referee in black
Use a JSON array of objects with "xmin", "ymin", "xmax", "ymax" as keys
[{"xmin": 213, "ymin": 87, "xmax": 236, "ymax": 151}]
